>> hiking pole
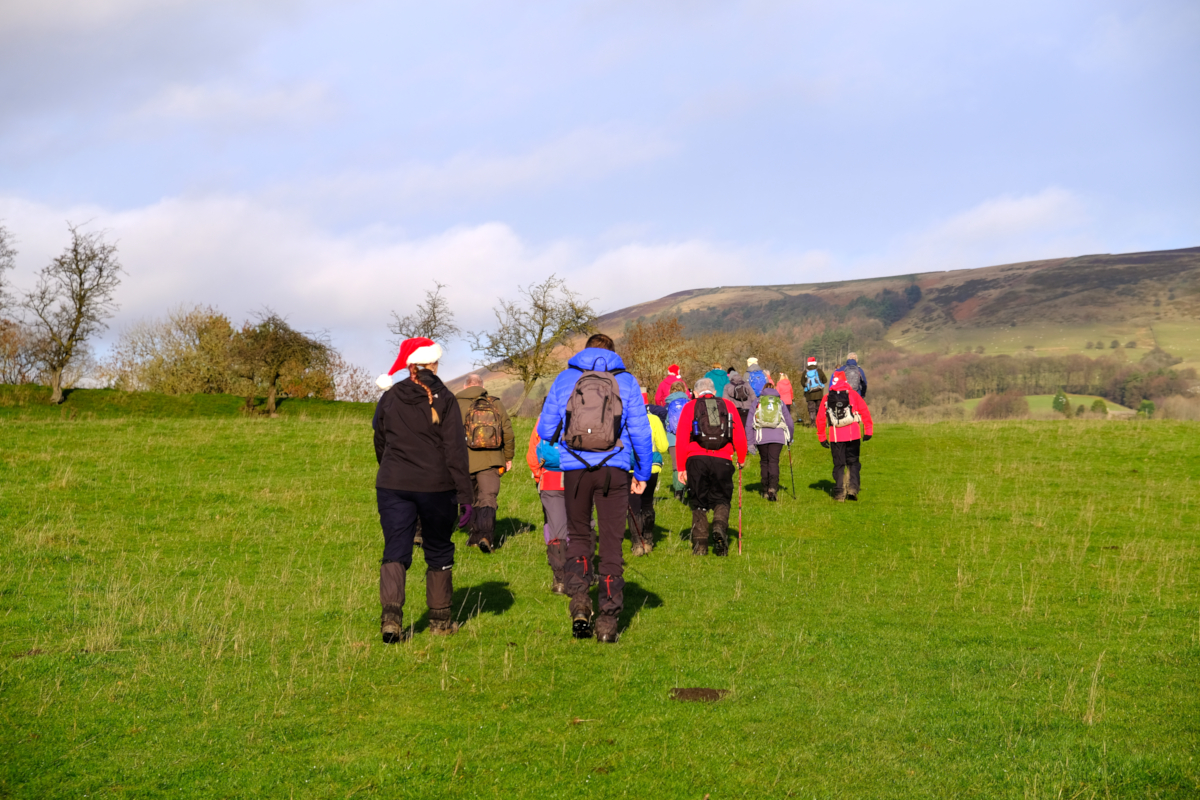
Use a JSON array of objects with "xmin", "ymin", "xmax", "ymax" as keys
[
  {"xmin": 737, "ymin": 458, "xmax": 743, "ymax": 555},
  {"xmin": 787, "ymin": 442, "xmax": 796, "ymax": 499}
]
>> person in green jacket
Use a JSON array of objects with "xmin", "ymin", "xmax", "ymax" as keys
[
  {"xmin": 455, "ymin": 373, "xmax": 515, "ymax": 553},
  {"xmin": 704, "ymin": 364, "xmax": 729, "ymax": 401}
]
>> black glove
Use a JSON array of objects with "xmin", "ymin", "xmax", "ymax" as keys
[
  {"xmin": 863, "ymin": 434, "xmax": 872, "ymax": 442},
  {"xmin": 820, "ymin": 441, "xmax": 830, "ymax": 449}
]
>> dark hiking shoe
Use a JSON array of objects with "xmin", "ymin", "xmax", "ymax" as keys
[
  {"xmin": 767, "ymin": 489, "xmax": 778, "ymax": 502},
  {"xmin": 477, "ymin": 536, "xmax": 494, "ymax": 554},
  {"xmin": 381, "ymin": 605, "xmax": 406, "ymax": 644},
  {"xmin": 572, "ymin": 615, "xmax": 594, "ymax": 639},
  {"xmin": 711, "ymin": 529, "xmax": 729, "ymax": 557},
  {"xmin": 594, "ymin": 615, "xmax": 619, "ymax": 643},
  {"xmin": 846, "ymin": 493, "xmax": 858, "ymax": 501},
  {"xmin": 428, "ymin": 607, "xmax": 458, "ymax": 636}
]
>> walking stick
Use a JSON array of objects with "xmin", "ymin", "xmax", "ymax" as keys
[
  {"xmin": 737, "ymin": 458, "xmax": 743, "ymax": 555},
  {"xmin": 787, "ymin": 441, "xmax": 796, "ymax": 499}
]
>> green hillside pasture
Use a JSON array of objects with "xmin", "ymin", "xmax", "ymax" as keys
[
  {"xmin": 0, "ymin": 385, "xmax": 376, "ymax": 421},
  {"xmin": 2, "ymin": 417, "xmax": 1198, "ymax": 798},
  {"xmin": 962, "ymin": 394, "xmax": 1134, "ymax": 417},
  {"xmin": 892, "ymin": 320, "xmax": 1200, "ymax": 361}
]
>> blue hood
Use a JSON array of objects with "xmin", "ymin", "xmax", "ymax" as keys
[{"xmin": 567, "ymin": 347, "xmax": 626, "ymax": 373}]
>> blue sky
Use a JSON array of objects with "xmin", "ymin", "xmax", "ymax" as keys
[{"xmin": 1, "ymin": 0, "xmax": 1197, "ymax": 377}]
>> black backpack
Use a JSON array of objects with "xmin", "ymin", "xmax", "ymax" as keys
[
  {"xmin": 826, "ymin": 390, "xmax": 860, "ymax": 428},
  {"xmin": 691, "ymin": 397, "xmax": 732, "ymax": 450},
  {"xmin": 729, "ymin": 377, "xmax": 751, "ymax": 403}
]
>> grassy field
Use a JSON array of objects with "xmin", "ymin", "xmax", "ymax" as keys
[
  {"xmin": 960, "ymin": 394, "xmax": 1134, "ymax": 417},
  {"xmin": 2, "ymin": 411, "xmax": 1199, "ymax": 798}
]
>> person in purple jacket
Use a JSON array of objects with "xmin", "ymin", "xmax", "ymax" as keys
[{"xmin": 744, "ymin": 376, "xmax": 795, "ymax": 502}]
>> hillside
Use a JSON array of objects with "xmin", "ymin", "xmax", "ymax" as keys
[{"xmin": 589, "ymin": 246, "xmax": 1200, "ymax": 368}]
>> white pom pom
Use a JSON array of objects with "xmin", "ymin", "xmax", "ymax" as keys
[{"xmin": 376, "ymin": 373, "xmax": 393, "ymax": 390}]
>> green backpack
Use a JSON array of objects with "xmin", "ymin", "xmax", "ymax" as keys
[{"xmin": 754, "ymin": 394, "xmax": 786, "ymax": 430}]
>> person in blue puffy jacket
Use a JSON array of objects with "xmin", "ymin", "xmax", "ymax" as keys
[{"xmin": 536, "ymin": 333, "xmax": 652, "ymax": 643}]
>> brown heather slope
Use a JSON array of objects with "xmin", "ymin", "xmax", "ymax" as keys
[{"xmin": 454, "ymin": 246, "xmax": 1200, "ymax": 408}]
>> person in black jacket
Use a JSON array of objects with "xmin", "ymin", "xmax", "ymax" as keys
[{"xmin": 372, "ymin": 337, "xmax": 473, "ymax": 642}]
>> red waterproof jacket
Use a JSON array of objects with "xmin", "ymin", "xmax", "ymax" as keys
[
  {"xmin": 654, "ymin": 373, "xmax": 689, "ymax": 406},
  {"xmin": 675, "ymin": 395, "xmax": 748, "ymax": 467},
  {"xmin": 815, "ymin": 373, "xmax": 874, "ymax": 443}
]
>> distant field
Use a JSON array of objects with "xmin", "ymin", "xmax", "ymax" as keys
[
  {"xmin": 961, "ymin": 394, "xmax": 1134, "ymax": 416},
  {"xmin": 892, "ymin": 321, "xmax": 1196, "ymax": 360},
  {"xmin": 2, "ymin": 413, "xmax": 1198, "ymax": 798}
]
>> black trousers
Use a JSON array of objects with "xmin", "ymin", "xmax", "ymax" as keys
[
  {"xmin": 830, "ymin": 439, "xmax": 862, "ymax": 493},
  {"xmin": 628, "ymin": 472, "xmax": 659, "ymax": 515},
  {"xmin": 563, "ymin": 467, "xmax": 629, "ymax": 617},
  {"xmin": 377, "ymin": 487, "xmax": 456, "ymax": 570},
  {"xmin": 758, "ymin": 442, "xmax": 783, "ymax": 492},
  {"xmin": 686, "ymin": 455, "xmax": 734, "ymax": 510}
]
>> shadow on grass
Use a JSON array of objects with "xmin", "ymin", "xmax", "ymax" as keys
[
  {"xmin": 495, "ymin": 517, "xmax": 534, "ymax": 549},
  {"xmin": 618, "ymin": 581, "xmax": 663, "ymax": 631},
  {"xmin": 809, "ymin": 479, "xmax": 835, "ymax": 497},
  {"xmin": 412, "ymin": 580, "xmax": 515, "ymax": 632}
]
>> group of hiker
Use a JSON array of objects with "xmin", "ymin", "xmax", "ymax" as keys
[{"xmin": 369, "ymin": 334, "xmax": 873, "ymax": 645}]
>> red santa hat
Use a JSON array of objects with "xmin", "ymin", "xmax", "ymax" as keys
[
  {"xmin": 829, "ymin": 371, "xmax": 849, "ymax": 390},
  {"xmin": 376, "ymin": 337, "xmax": 443, "ymax": 390},
  {"xmin": 667, "ymin": 364, "xmax": 681, "ymax": 377},
  {"xmin": 806, "ymin": 357, "xmax": 817, "ymax": 366}
]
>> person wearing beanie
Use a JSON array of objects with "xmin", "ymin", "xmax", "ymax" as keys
[
  {"xmin": 372, "ymin": 338, "xmax": 473, "ymax": 642},
  {"xmin": 455, "ymin": 373, "xmax": 515, "ymax": 554},
  {"xmin": 675, "ymin": 377, "xmax": 748, "ymax": 556},
  {"xmin": 746, "ymin": 356, "xmax": 768, "ymax": 396},
  {"xmin": 801, "ymin": 357, "xmax": 828, "ymax": 427},
  {"xmin": 815, "ymin": 371, "xmax": 874, "ymax": 501},
  {"xmin": 654, "ymin": 365, "xmax": 689, "ymax": 406},
  {"xmin": 662, "ymin": 380, "xmax": 691, "ymax": 502},
  {"xmin": 834, "ymin": 352, "xmax": 867, "ymax": 398},
  {"xmin": 722, "ymin": 368, "xmax": 757, "ymax": 428},
  {"xmin": 537, "ymin": 333, "xmax": 653, "ymax": 643}
]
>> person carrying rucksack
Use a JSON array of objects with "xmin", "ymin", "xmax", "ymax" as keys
[
  {"xmin": 627, "ymin": 406, "xmax": 668, "ymax": 556},
  {"xmin": 722, "ymin": 369, "xmax": 757, "ymax": 428},
  {"xmin": 372, "ymin": 337, "xmax": 473, "ymax": 643},
  {"xmin": 527, "ymin": 415, "xmax": 569, "ymax": 595},
  {"xmin": 536, "ymin": 333, "xmax": 653, "ymax": 643},
  {"xmin": 834, "ymin": 352, "xmax": 867, "ymax": 398},
  {"xmin": 746, "ymin": 357, "xmax": 768, "ymax": 396},
  {"xmin": 776, "ymin": 372, "xmax": 795, "ymax": 414},
  {"xmin": 654, "ymin": 364, "xmax": 688, "ymax": 406},
  {"xmin": 801, "ymin": 357, "xmax": 828, "ymax": 427},
  {"xmin": 455, "ymin": 373, "xmax": 515, "ymax": 553},
  {"xmin": 815, "ymin": 371, "xmax": 874, "ymax": 502},
  {"xmin": 663, "ymin": 381, "xmax": 690, "ymax": 502},
  {"xmin": 745, "ymin": 377, "xmax": 794, "ymax": 502},
  {"xmin": 675, "ymin": 377, "xmax": 748, "ymax": 556}
]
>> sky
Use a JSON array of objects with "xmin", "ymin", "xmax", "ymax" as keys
[{"xmin": 1, "ymin": 0, "xmax": 1197, "ymax": 379}]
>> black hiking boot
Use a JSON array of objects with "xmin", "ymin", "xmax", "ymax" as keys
[
  {"xmin": 572, "ymin": 615, "xmax": 594, "ymax": 639},
  {"xmin": 767, "ymin": 488, "xmax": 778, "ymax": 502},
  {"xmin": 691, "ymin": 508, "xmax": 710, "ymax": 556},
  {"xmin": 381, "ymin": 605, "xmax": 406, "ymax": 644},
  {"xmin": 711, "ymin": 505, "xmax": 731, "ymax": 557},
  {"xmin": 594, "ymin": 615, "xmax": 619, "ymax": 644}
]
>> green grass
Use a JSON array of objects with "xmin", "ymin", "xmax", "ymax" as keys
[
  {"xmin": 961, "ymin": 394, "xmax": 1134, "ymax": 416},
  {"xmin": 2, "ymin": 411, "xmax": 1199, "ymax": 798},
  {"xmin": 0, "ymin": 385, "xmax": 375, "ymax": 420},
  {"xmin": 894, "ymin": 320, "xmax": 1200, "ymax": 362}
]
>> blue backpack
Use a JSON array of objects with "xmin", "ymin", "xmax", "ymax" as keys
[
  {"xmin": 666, "ymin": 396, "xmax": 688, "ymax": 435},
  {"xmin": 804, "ymin": 369, "xmax": 825, "ymax": 393},
  {"xmin": 536, "ymin": 439, "xmax": 561, "ymax": 471},
  {"xmin": 748, "ymin": 369, "xmax": 767, "ymax": 396}
]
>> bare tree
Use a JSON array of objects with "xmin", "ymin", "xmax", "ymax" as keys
[
  {"xmin": 0, "ymin": 319, "xmax": 40, "ymax": 385},
  {"xmin": 467, "ymin": 275, "xmax": 596, "ymax": 413},
  {"xmin": 0, "ymin": 222, "xmax": 15, "ymax": 313},
  {"xmin": 617, "ymin": 317, "xmax": 687, "ymax": 386},
  {"xmin": 389, "ymin": 281, "xmax": 460, "ymax": 345},
  {"xmin": 22, "ymin": 224, "xmax": 124, "ymax": 403},
  {"xmin": 230, "ymin": 311, "xmax": 330, "ymax": 414}
]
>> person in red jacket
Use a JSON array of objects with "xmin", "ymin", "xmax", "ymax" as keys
[
  {"xmin": 815, "ymin": 371, "xmax": 874, "ymax": 502},
  {"xmin": 654, "ymin": 364, "xmax": 688, "ymax": 406},
  {"xmin": 674, "ymin": 377, "xmax": 748, "ymax": 556}
]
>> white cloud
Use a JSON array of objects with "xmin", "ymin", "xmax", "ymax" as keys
[
  {"xmin": 294, "ymin": 126, "xmax": 676, "ymax": 212},
  {"xmin": 0, "ymin": 191, "xmax": 833, "ymax": 378},
  {"xmin": 888, "ymin": 187, "xmax": 1096, "ymax": 273},
  {"xmin": 0, "ymin": 0, "xmax": 302, "ymax": 36},
  {"xmin": 130, "ymin": 80, "xmax": 334, "ymax": 125}
]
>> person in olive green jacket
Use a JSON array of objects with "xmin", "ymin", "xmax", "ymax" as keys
[{"xmin": 455, "ymin": 374, "xmax": 515, "ymax": 553}]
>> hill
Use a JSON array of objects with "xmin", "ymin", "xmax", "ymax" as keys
[{"xmin": 588, "ymin": 246, "xmax": 1200, "ymax": 370}]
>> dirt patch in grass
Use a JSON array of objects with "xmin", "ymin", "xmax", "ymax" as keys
[{"xmin": 670, "ymin": 688, "xmax": 729, "ymax": 702}]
